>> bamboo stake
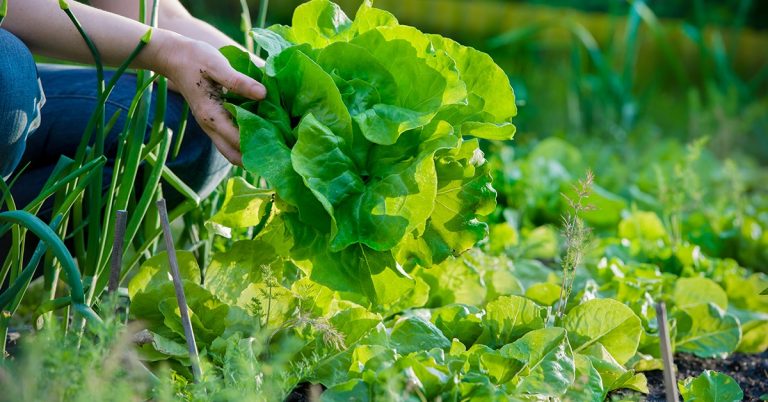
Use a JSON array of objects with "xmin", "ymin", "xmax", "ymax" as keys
[
  {"xmin": 107, "ymin": 210, "xmax": 127, "ymax": 294},
  {"xmin": 656, "ymin": 302, "xmax": 679, "ymax": 402},
  {"xmin": 157, "ymin": 199, "xmax": 202, "ymax": 382}
]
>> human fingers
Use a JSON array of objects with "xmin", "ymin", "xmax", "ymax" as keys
[{"xmin": 205, "ymin": 56, "xmax": 266, "ymax": 101}]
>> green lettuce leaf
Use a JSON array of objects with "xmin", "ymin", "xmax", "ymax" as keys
[
  {"xmin": 679, "ymin": 370, "xmax": 743, "ymax": 402},
  {"xmin": 207, "ymin": 177, "xmax": 273, "ymax": 237},
  {"xmin": 674, "ymin": 303, "xmax": 741, "ymax": 358},
  {"xmin": 390, "ymin": 316, "xmax": 451, "ymax": 355},
  {"xmin": 504, "ymin": 328, "xmax": 575, "ymax": 398},
  {"xmin": 476, "ymin": 295, "xmax": 546, "ymax": 348},
  {"xmin": 225, "ymin": 0, "xmax": 512, "ymax": 304},
  {"xmin": 563, "ymin": 299, "xmax": 642, "ymax": 365}
]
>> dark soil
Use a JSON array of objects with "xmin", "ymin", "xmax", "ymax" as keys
[
  {"xmin": 615, "ymin": 352, "xmax": 768, "ymax": 401},
  {"xmin": 285, "ymin": 382, "xmax": 325, "ymax": 402}
]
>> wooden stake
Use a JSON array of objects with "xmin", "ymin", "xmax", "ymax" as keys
[
  {"xmin": 656, "ymin": 302, "xmax": 679, "ymax": 402},
  {"xmin": 157, "ymin": 199, "xmax": 202, "ymax": 382},
  {"xmin": 107, "ymin": 210, "xmax": 127, "ymax": 294}
]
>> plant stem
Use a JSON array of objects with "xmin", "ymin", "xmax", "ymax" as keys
[
  {"xmin": 240, "ymin": 0, "xmax": 254, "ymax": 53},
  {"xmin": 255, "ymin": 0, "xmax": 269, "ymax": 56}
]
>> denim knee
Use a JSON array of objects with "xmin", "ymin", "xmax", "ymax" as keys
[{"xmin": 0, "ymin": 28, "xmax": 44, "ymax": 179}]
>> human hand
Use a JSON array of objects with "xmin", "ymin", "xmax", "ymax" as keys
[{"xmin": 155, "ymin": 36, "xmax": 266, "ymax": 165}]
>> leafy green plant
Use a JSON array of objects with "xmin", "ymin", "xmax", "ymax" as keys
[
  {"xmin": 222, "ymin": 0, "xmax": 517, "ymax": 304},
  {"xmin": 679, "ymin": 370, "xmax": 744, "ymax": 402}
]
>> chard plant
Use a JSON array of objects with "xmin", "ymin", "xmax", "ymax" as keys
[{"xmin": 220, "ymin": 0, "xmax": 517, "ymax": 305}]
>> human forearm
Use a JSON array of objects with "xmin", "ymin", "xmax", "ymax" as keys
[
  {"xmin": 4, "ymin": 0, "xmax": 178, "ymax": 73},
  {"xmin": 4, "ymin": 0, "xmax": 267, "ymax": 166},
  {"xmin": 89, "ymin": 0, "xmax": 244, "ymax": 54}
]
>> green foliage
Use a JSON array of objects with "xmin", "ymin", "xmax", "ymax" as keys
[
  {"xmin": 679, "ymin": 370, "xmax": 744, "ymax": 402},
  {"xmin": 222, "ymin": 0, "xmax": 516, "ymax": 304},
  {"xmin": 563, "ymin": 299, "xmax": 642, "ymax": 365},
  {"xmin": 8, "ymin": 1, "xmax": 768, "ymax": 401}
]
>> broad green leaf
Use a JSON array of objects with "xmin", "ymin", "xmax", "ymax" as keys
[
  {"xmin": 477, "ymin": 295, "xmax": 546, "ymax": 347},
  {"xmin": 580, "ymin": 344, "xmax": 648, "ymax": 394},
  {"xmin": 736, "ymin": 320, "xmax": 768, "ymax": 353},
  {"xmin": 722, "ymin": 271, "xmax": 768, "ymax": 312},
  {"xmin": 285, "ymin": 219, "xmax": 424, "ymax": 309},
  {"xmin": 315, "ymin": 41, "xmax": 398, "ymax": 113},
  {"xmin": 563, "ymin": 299, "xmax": 642, "ymax": 365},
  {"xmin": 417, "ymin": 257, "xmax": 486, "ymax": 307},
  {"xmin": 204, "ymin": 239, "xmax": 282, "ymax": 305},
  {"xmin": 459, "ymin": 372, "xmax": 507, "ymax": 400},
  {"xmin": 431, "ymin": 304, "xmax": 483, "ymax": 346},
  {"xmin": 396, "ymin": 139, "xmax": 497, "ymax": 267},
  {"xmin": 564, "ymin": 355, "xmax": 604, "ymax": 402},
  {"xmin": 313, "ymin": 323, "xmax": 389, "ymax": 386},
  {"xmin": 349, "ymin": 344, "xmax": 396, "ymax": 377},
  {"xmin": 365, "ymin": 119, "xmax": 458, "ymax": 180},
  {"xmin": 520, "ymin": 225, "xmax": 560, "ymax": 260},
  {"xmin": 234, "ymin": 283, "xmax": 296, "ymax": 329},
  {"xmin": 329, "ymin": 307, "xmax": 382, "ymax": 346},
  {"xmin": 618, "ymin": 211, "xmax": 668, "ymax": 241},
  {"xmin": 484, "ymin": 268, "xmax": 525, "ymax": 301},
  {"xmin": 220, "ymin": 44, "xmax": 261, "ymax": 79},
  {"xmin": 679, "ymin": 370, "xmax": 743, "ymax": 402},
  {"xmin": 127, "ymin": 251, "xmax": 201, "ymax": 300},
  {"xmin": 459, "ymin": 121, "xmax": 517, "ymax": 141},
  {"xmin": 208, "ymin": 177, "xmax": 273, "ymax": 236},
  {"xmin": 365, "ymin": 25, "xmax": 467, "ymax": 107},
  {"xmin": 390, "ymin": 316, "xmax": 451, "ymax": 355},
  {"xmin": 136, "ymin": 330, "xmax": 190, "ymax": 364},
  {"xmin": 330, "ymin": 146, "xmax": 437, "ymax": 251},
  {"xmin": 154, "ymin": 283, "xmax": 234, "ymax": 344},
  {"xmin": 321, "ymin": 379, "xmax": 371, "ymax": 402},
  {"xmin": 427, "ymin": 34, "xmax": 517, "ymax": 139},
  {"xmin": 270, "ymin": 47, "xmax": 361, "ymax": 161},
  {"xmin": 227, "ymin": 104, "xmax": 328, "ymax": 230},
  {"xmin": 371, "ymin": 268, "xmax": 430, "ymax": 314},
  {"xmin": 289, "ymin": 0, "xmax": 351, "ymax": 47},
  {"xmin": 281, "ymin": 213, "xmax": 387, "ymax": 304},
  {"xmin": 250, "ymin": 28, "xmax": 292, "ymax": 57},
  {"xmin": 487, "ymin": 223, "xmax": 519, "ymax": 254},
  {"xmin": 504, "ymin": 328, "xmax": 575, "ymax": 398},
  {"xmin": 479, "ymin": 349, "xmax": 522, "ymax": 385},
  {"xmin": 673, "ymin": 277, "xmax": 728, "ymax": 310},
  {"xmin": 394, "ymin": 350, "xmax": 456, "ymax": 398},
  {"xmin": 349, "ymin": 0, "xmax": 398, "ymax": 35},
  {"xmin": 429, "ymin": 34, "xmax": 516, "ymax": 121},
  {"xmin": 353, "ymin": 104, "xmax": 435, "ymax": 145},
  {"xmin": 291, "ymin": 113, "xmax": 365, "ymax": 219},
  {"xmin": 525, "ymin": 282, "xmax": 562, "ymax": 306},
  {"xmin": 674, "ymin": 303, "xmax": 741, "ymax": 358}
]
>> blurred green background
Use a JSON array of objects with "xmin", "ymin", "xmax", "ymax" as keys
[{"xmin": 181, "ymin": 0, "xmax": 768, "ymax": 162}]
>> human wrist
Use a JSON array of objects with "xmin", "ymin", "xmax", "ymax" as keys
[{"xmin": 135, "ymin": 27, "xmax": 194, "ymax": 78}]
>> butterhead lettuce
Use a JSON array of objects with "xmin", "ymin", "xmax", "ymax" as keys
[{"xmin": 223, "ymin": 0, "xmax": 516, "ymax": 305}]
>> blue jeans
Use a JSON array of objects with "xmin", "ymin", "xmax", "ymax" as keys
[{"xmin": 0, "ymin": 28, "xmax": 230, "ymax": 209}]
